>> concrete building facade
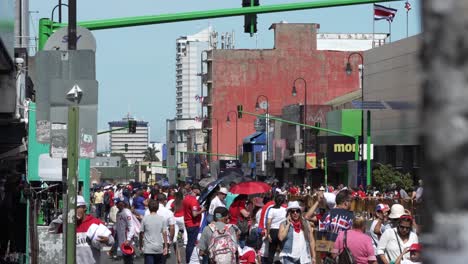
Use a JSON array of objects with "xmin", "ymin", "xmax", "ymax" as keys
[
  {"xmin": 205, "ymin": 23, "xmax": 363, "ymax": 166},
  {"xmin": 175, "ymin": 27, "xmax": 213, "ymax": 119},
  {"xmin": 108, "ymin": 118, "xmax": 149, "ymax": 164}
]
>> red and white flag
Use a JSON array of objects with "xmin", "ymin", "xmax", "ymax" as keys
[
  {"xmin": 405, "ymin": 1, "xmax": 412, "ymax": 12},
  {"xmin": 374, "ymin": 4, "xmax": 398, "ymax": 22}
]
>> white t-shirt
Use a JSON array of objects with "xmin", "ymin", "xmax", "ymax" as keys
[
  {"xmin": 145, "ymin": 204, "xmax": 176, "ymax": 226},
  {"xmin": 255, "ymin": 210, "xmax": 261, "ymax": 228},
  {"xmin": 268, "ymin": 207, "xmax": 287, "ymax": 229},
  {"xmin": 377, "ymin": 228, "xmax": 418, "ymax": 262},
  {"xmin": 208, "ymin": 196, "xmax": 226, "ymax": 215},
  {"xmin": 279, "ymin": 230, "xmax": 312, "ymax": 264},
  {"xmin": 369, "ymin": 219, "xmax": 389, "ymax": 254}
]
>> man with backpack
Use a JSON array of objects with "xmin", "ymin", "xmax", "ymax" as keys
[{"xmin": 198, "ymin": 207, "xmax": 240, "ymax": 264}]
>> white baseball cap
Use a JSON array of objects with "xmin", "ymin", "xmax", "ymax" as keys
[
  {"xmin": 219, "ymin": 187, "xmax": 228, "ymax": 195},
  {"xmin": 77, "ymin": 195, "xmax": 86, "ymax": 207}
]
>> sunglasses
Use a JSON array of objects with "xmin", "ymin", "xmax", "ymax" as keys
[
  {"xmin": 399, "ymin": 225, "xmax": 411, "ymax": 230},
  {"xmin": 290, "ymin": 209, "xmax": 301, "ymax": 214}
]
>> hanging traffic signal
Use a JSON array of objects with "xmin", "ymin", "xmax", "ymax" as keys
[
  {"xmin": 124, "ymin": 143, "xmax": 128, "ymax": 152},
  {"xmin": 242, "ymin": 0, "xmax": 259, "ymax": 35},
  {"xmin": 128, "ymin": 120, "xmax": 137, "ymax": 133},
  {"xmin": 237, "ymin": 105, "xmax": 243, "ymax": 118}
]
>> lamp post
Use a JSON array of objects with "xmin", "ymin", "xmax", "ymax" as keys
[
  {"xmin": 291, "ymin": 78, "xmax": 308, "ymax": 184},
  {"xmin": 226, "ymin": 111, "xmax": 238, "ymax": 158},
  {"xmin": 345, "ymin": 52, "xmax": 365, "ymax": 185},
  {"xmin": 255, "ymin": 95, "xmax": 270, "ymax": 161}
]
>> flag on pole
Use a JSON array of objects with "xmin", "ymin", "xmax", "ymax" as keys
[
  {"xmin": 405, "ymin": 1, "xmax": 412, "ymax": 12},
  {"xmin": 374, "ymin": 4, "xmax": 398, "ymax": 22}
]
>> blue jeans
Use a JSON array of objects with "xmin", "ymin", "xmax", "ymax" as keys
[
  {"xmin": 144, "ymin": 254, "xmax": 163, "ymax": 264},
  {"xmin": 186, "ymin": 226, "xmax": 200, "ymax": 263}
]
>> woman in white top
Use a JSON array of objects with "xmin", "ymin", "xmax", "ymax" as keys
[
  {"xmin": 266, "ymin": 195, "xmax": 287, "ymax": 264},
  {"xmin": 278, "ymin": 201, "xmax": 315, "ymax": 264},
  {"xmin": 377, "ymin": 215, "xmax": 418, "ymax": 264}
]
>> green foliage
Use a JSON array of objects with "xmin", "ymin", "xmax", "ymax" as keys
[
  {"xmin": 373, "ymin": 164, "xmax": 413, "ymax": 191},
  {"xmin": 143, "ymin": 146, "xmax": 160, "ymax": 162}
]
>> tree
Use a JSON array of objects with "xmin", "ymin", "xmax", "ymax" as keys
[
  {"xmin": 372, "ymin": 164, "xmax": 413, "ymax": 192},
  {"xmin": 143, "ymin": 146, "xmax": 160, "ymax": 162}
]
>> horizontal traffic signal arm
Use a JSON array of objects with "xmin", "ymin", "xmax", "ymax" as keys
[
  {"xmin": 41, "ymin": 0, "xmax": 398, "ymax": 30},
  {"xmin": 177, "ymin": 150, "xmax": 237, "ymax": 158}
]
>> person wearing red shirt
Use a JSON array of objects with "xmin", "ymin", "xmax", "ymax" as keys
[{"xmin": 182, "ymin": 183, "xmax": 205, "ymax": 263}]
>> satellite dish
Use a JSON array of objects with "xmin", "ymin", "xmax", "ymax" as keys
[{"xmin": 44, "ymin": 26, "xmax": 96, "ymax": 52}]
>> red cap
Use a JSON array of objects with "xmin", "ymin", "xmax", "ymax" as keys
[
  {"xmin": 409, "ymin": 243, "xmax": 421, "ymax": 252},
  {"xmin": 120, "ymin": 243, "xmax": 134, "ymax": 256}
]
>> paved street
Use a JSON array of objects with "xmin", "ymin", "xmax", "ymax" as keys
[{"xmin": 100, "ymin": 248, "xmax": 180, "ymax": 264}]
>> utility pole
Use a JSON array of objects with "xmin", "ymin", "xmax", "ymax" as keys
[
  {"xmin": 421, "ymin": 1, "xmax": 468, "ymax": 263},
  {"xmin": 65, "ymin": 1, "xmax": 78, "ymax": 263}
]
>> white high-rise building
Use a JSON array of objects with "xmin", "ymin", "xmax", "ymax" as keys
[
  {"xmin": 175, "ymin": 26, "xmax": 213, "ymax": 119},
  {"xmin": 109, "ymin": 117, "xmax": 149, "ymax": 164}
]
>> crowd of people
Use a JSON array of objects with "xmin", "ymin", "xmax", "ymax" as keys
[{"xmin": 56, "ymin": 179, "xmax": 423, "ymax": 264}]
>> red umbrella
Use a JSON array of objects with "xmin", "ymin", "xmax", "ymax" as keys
[{"xmin": 229, "ymin": 181, "xmax": 271, "ymax": 195}]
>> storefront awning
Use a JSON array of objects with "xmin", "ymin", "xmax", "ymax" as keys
[{"xmin": 243, "ymin": 132, "xmax": 266, "ymax": 145}]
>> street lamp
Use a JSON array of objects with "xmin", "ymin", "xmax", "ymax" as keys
[
  {"xmin": 226, "ymin": 111, "xmax": 238, "ymax": 158},
  {"xmin": 346, "ymin": 52, "xmax": 365, "ymax": 185},
  {"xmin": 291, "ymin": 77, "xmax": 308, "ymax": 183},
  {"xmin": 255, "ymin": 94, "xmax": 270, "ymax": 162}
]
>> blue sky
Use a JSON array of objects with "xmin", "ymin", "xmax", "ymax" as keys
[{"xmin": 29, "ymin": 0, "xmax": 421, "ymax": 146}]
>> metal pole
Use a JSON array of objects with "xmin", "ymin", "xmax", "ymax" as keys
[
  {"xmin": 66, "ymin": 106, "xmax": 78, "ymax": 264},
  {"xmin": 361, "ymin": 63, "xmax": 365, "ymax": 186},
  {"xmin": 65, "ymin": 1, "xmax": 77, "ymax": 263},
  {"xmin": 366, "ymin": 110, "xmax": 371, "ymax": 186},
  {"xmin": 235, "ymin": 115, "xmax": 238, "ymax": 158},
  {"xmin": 59, "ymin": 0, "xmax": 62, "ymax": 23},
  {"xmin": 324, "ymin": 157, "xmax": 328, "ymax": 186}
]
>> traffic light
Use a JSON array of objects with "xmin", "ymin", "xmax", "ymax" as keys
[
  {"xmin": 314, "ymin": 122, "xmax": 321, "ymax": 135},
  {"xmin": 242, "ymin": 0, "xmax": 259, "ymax": 35},
  {"xmin": 237, "ymin": 105, "xmax": 243, "ymax": 118},
  {"xmin": 124, "ymin": 143, "xmax": 128, "ymax": 152},
  {"xmin": 128, "ymin": 120, "xmax": 137, "ymax": 133}
]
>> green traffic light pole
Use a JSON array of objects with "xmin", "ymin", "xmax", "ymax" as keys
[
  {"xmin": 239, "ymin": 109, "xmax": 362, "ymax": 183},
  {"xmin": 38, "ymin": 0, "xmax": 398, "ymax": 49}
]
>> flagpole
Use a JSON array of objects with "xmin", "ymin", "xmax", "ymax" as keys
[
  {"xmin": 389, "ymin": 20, "xmax": 392, "ymax": 43},
  {"xmin": 406, "ymin": 9, "xmax": 409, "ymax": 38},
  {"xmin": 373, "ymin": 12, "xmax": 375, "ymax": 48}
]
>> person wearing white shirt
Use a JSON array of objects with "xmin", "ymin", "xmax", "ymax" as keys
[
  {"xmin": 377, "ymin": 215, "xmax": 418, "ymax": 264},
  {"xmin": 207, "ymin": 187, "xmax": 228, "ymax": 223}
]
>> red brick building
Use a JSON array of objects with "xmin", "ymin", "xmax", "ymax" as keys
[{"xmin": 205, "ymin": 23, "xmax": 361, "ymax": 160}]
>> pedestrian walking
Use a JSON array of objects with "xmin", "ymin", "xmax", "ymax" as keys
[
  {"xmin": 104, "ymin": 186, "xmax": 114, "ymax": 224},
  {"xmin": 318, "ymin": 189, "xmax": 354, "ymax": 242},
  {"xmin": 48, "ymin": 195, "xmax": 114, "ymax": 264},
  {"xmin": 333, "ymin": 213, "xmax": 377, "ymax": 264},
  {"xmin": 115, "ymin": 197, "xmax": 136, "ymax": 264},
  {"xmin": 395, "ymin": 243, "xmax": 422, "ymax": 264},
  {"xmin": 139, "ymin": 199, "xmax": 168, "ymax": 264},
  {"xmin": 94, "ymin": 187, "xmax": 105, "ymax": 219},
  {"xmin": 207, "ymin": 187, "xmax": 228, "ymax": 223},
  {"xmin": 278, "ymin": 201, "xmax": 315, "ymax": 264},
  {"xmin": 198, "ymin": 207, "xmax": 239, "ymax": 263},
  {"xmin": 266, "ymin": 194, "xmax": 287, "ymax": 264},
  {"xmin": 182, "ymin": 183, "xmax": 205, "ymax": 264},
  {"xmin": 369, "ymin": 203, "xmax": 390, "ymax": 263},
  {"xmin": 377, "ymin": 215, "xmax": 419, "ymax": 264}
]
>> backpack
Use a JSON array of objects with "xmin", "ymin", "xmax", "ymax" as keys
[
  {"xmin": 208, "ymin": 223, "xmax": 237, "ymax": 264},
  {"xmin": 237, "ymin": 218, "xmax": 249, "ymax": 236},
  {"xmin": 103, "ymin": 191, "xmax": 110, "ymax": 206},
  {"xmin": 337, "ymin": 230, "xmax": 355, "ymax": 264}
]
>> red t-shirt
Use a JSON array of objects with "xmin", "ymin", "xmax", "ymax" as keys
[
  {"xmin": 239, "ymin": 246, "xmax": 256, "ymax": 264},
  {"xmin": 143, "ymin": 191, "xmax": 150, "ymax": 200},
  {"xmin": 289, "ymin": 187, "xmax": 299, "ymax": 195},
  {"xmin": 183, "ymin": 195, "xmax": 202, "ymax": 227},
  {"xmin": 229, "ymin": 199, "xmax": 247, "ymax": 225},
  {"xmin": 170, "ymin": 200, "xmax": 185, "ymax": 217}
]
